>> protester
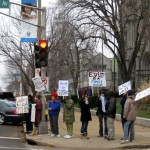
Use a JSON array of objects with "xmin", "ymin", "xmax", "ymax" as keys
[
  {"xmin": 30, "ymin": 94, "xmax": 42, "ymax": 136},
  {"xmin": 25, "ymin": 95, "xmax": 33, "ymax": 133},
  {"xmin": 96, "ymin": 90, "xmax": 108, "ymax": 138},
  {"xmin": 120, "ymin": 92, "xmax": 127, "ymax": 129},
  {"xmin": 80, "ymin": 94, "xmax": 92, "ymax": 139},
  {"xmin": 120, "ymin": 89, "xmax": 138, "ymax": 144},
  {"xmin": 105, "ymin": 91, "xmax": 116, "ymax": 141},
  {"xmin": 63, "ymin": 96, "xmax": 75, "ymax": 139},
  {"xmin": 48, "ymin": 92, "xmax": 61, "ymax": 138}
]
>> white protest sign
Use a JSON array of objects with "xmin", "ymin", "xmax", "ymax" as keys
[
  {"xmin": 118, "ymin": 81, "xmax": 131, "ymax": 95},
  {"xmin": 35, "ymin": 68, "xmax": 41, "ymax": 76},
  {"xmin": 41, "ymin": 77, "xmax": 49, "ymax": 92},
  {"xmin": 31, "ymin": 104, "xmax": 36, "ymax": 122},
  {"xmin": 16, "ymin": 96, "xmax": 28, "ymax": 114},
  {"xmin": 135, "ymin": 87, "xmax": 150, "ymax": 101},
  {"xmin": 32, "ymin": 76, "xmax": 45, "ymax": 92},
  {"xmin": 88, "ymin": 72, "xmax": 106, "ymax": 87},
  {"xmin": 58, "ymin": 80, "xmax": 69, "ymax": 96}
]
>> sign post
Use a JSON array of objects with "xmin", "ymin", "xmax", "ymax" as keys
[{"xmin": 0, "ymin": 0, "xmax": 9, "ymax": 8}]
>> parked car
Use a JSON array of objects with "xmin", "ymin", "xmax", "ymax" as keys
[{"xmin": 0, "ymin": 99, "xmax": 25, "ymax": 125}]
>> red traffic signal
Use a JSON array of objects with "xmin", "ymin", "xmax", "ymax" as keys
[{"xmin": 39, "ymin": 40, "xmax": 48, "ymax": 49}]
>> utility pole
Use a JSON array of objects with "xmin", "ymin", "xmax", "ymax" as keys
[{"xmin": 37, "ymin": 0, "xmax": 48, "ymax": 134}]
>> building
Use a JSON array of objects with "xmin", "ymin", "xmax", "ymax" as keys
[{"xmin": 78, "ymin": 53, "xmax": 117, "ymax": 94}]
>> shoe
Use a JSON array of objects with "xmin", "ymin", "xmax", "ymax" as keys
[
  {"xmin": 120, "ymin": 140, "xmax": 129, "ymax": 144},
  {"xmin": 81, "ymin": 133, "xmax": 84, "ymax": 139},
  {"xmin": 104, "ymin": 135, "xmax": 108, "ymax": 139},
  {"xmin": 57, "ymin": 134, "xmax": 60, "ymax": 138},
  {"xmin": 107, "ymin": 137, "xmax": 115, "ymax": 141},
  {"xmin": 51, "ymin": 134, "xmax": 55, "ymax": 137},
  {"xmin": 64, "ymin": 135, "xmax": 71, "ymax": 139},
  {"xmin": 130, "ymin": 140, "xmax": 135, "ymax": 143}
]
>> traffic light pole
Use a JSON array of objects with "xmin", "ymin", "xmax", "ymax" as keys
[{"xmin": 37, "ymin": 0, "xmax": 48, "ymax": 135}]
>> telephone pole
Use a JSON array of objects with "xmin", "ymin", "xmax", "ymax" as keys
[{"xmin": 37, "ymin": 0, "xmax": 48, "ymax": 135}]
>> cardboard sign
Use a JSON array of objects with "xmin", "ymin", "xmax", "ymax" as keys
[{"xmin": 118, "ymin": 81, "xmax": 131, "ymax": 95}]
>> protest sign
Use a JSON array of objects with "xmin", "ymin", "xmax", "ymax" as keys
[
  {"xmin": 88, "ymin": 71, "xmax": 106, "ymax": 87},
  {"xmin": 118, "ymin": 81, "xmax": 131, "ymax": 95},
  {"xmin": 16, "ymin": 96, "xmax": 28, "ymax": 114},
  {"xmin": 31, "ymin": 104, "xmax": 36, "ymax": 122},
  {"xmin": 32, "ymin": 76, "xmax": 45, "ymax": 92},
  {"xmin": 58, "ymin": 80, "xmax": 69, "ymax": 96},
  {"xmin": 135, "ymin": 87, "xmax": 150, "ymax": 101}
]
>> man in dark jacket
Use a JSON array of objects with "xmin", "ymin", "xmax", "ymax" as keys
[{"xmin": 105, "ymin": 91, "xmax": 116, "ymax": 141}]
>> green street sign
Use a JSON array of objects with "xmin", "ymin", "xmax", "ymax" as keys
[{"xmin": 0, "ymin": 0, "xmax": 9, "ymax": 8}]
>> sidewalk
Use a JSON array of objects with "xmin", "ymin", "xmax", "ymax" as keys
[{"xmin": 25, "ymin": 110, "xmax": 150, "ymax": 149}]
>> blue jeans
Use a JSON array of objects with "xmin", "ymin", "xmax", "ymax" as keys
[
  {"xmin": 123, "ymin": 120, "xmax": 135, "ymax": 141},
  {"xmin": 49, "ymin": 114, "xmax": 59, "ymax": 135},
  {"xmin": 81, "ymin": 121, "xmax": 89, "ymax": 134},
  {"xmin": 98, "ymin": 113, "xmax": 108, "ymax": 136}
]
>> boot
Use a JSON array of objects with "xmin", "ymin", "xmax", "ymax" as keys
[
  {"xmin": 80, "ymin": 133, "xmax": 84, "ymax": 139},
  {"xmin": 84, "ymin": 132, "xmax": 89, "ymax": 139},
  {"xmin": 30, "ymin": 127, "xmax": 38, "ymax": 136}
]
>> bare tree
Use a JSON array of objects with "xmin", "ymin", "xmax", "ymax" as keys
[
  {"xmin": 58, "ymin": 0, "xmax": 150, "ymax": 83},
  {"xmin": 46, "ymin": 10, "xmax": 96, "ymax": 94}
]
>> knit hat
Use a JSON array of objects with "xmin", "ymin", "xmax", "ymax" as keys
[
  {"xmin": 52, "ymin": 92, "xmax": 58, "ymax": 98},
  {"xmin": 128, "ymin": 89, "xmax": 135, "ymax": 96}
]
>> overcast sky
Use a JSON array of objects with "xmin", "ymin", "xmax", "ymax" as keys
[{"xmin": 0, "ymin": 0, "xmax": 58, "ymax": 91}]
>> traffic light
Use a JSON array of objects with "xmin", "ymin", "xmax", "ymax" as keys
[
  {"xmin": 39, "ymin": 40, "xmax": 48, "ymax": 67},
  {"xmin": 34, "ymin": 40, "xmax": 48, "ymax": 68}
]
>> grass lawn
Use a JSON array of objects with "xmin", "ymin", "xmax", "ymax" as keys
[{"xmin": 116, "ymin": 99, "xmax": 150, "ymax": 119}]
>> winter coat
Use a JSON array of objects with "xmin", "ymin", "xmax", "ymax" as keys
[
  {"xmin": 120, "ymin": 95, "xmax": 127, "ymax": 119},
  {"xmin": 48, "ymin": 100, "xmax": 60, "ymax": 116},
  {"xmin": 106, "ymin": 97, "xmax": 116, "ymax": 119},
  {"xmin": 35, "ymin": 100, "xmax": 42, "ymax": 124},
  {"xmin": 63, "ymin": 98, "xmax": 75, "ymax": 123},
  {"xmin": 123, "ymin": 96, "xmax": 137, "ymax": 121},
  {"xmin": 80, "ymin": 98, "xmax": 92, "ymax": 122}
]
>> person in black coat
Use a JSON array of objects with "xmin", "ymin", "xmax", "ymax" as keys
[
  {"xmin": 80, "ymin": 94, "xmax": 92, "ymax": 139},
  {"xmin": 25, "ymin": 95, "xmax": 33, "ymax": 133}
]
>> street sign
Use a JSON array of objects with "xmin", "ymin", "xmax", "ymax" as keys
[
  {"xmin": 0, "ymin": 0, "xmax": 9, "ymax": 8},
  {"xmin": 41, "ymin": 77, "xmax": 49, "ymax": 92}
]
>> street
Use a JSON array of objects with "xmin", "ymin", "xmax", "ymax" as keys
[{"xmin": 0, "ymin": 123, "xmax": 45, "ymax": 150}]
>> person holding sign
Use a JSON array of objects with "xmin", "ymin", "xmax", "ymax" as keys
[
  {"xmin": 30, "ymin": 94, "xmax": 42, "ymax": 136},
  {"xmin": 25, "ymin": 95, "xmax": 34, "ymax": 133},
  {"xmin": 120, "ymin": 89, "xmax": 138, "ymax": 144},
  {"xmin": 48, "ymin": 92, "xmax": 61, "ymax": 138},
  {"xmin": 63, "ymin": 96, "xmax": 75, "ymax": 139},
  {"xmin": 96, "ymin": 91, "xmax": 108, "ymax": 138},
  {"xmin": 80, "ymin": 94, "xmax": 92, "ymax": 139}
]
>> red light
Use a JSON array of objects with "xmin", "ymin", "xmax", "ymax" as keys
[{"xmin": 39, "ymin": 40, "xmax": 48, "ymax": 49}]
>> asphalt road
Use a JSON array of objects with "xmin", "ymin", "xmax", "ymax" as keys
[{"xmin": 0, "ymin": 123, "xmax": 26, "ymax": 150}]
